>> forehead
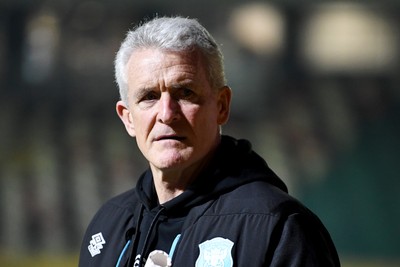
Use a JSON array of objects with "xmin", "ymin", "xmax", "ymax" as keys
[{"xmin": 126, "ymin": 48, "xmax": 209, "ymax": 87}]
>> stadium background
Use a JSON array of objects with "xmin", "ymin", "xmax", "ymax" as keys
[{"xmin": 0, "ymin": 0, "xmax": 399, "ymax": 266}]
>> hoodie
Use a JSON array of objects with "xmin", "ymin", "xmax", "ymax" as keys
[{"xmin": 79, "ymin": 135, "xmax": 340, "ymax": 266}]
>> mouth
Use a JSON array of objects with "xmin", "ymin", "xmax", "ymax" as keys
[{"xmin": 155, "ymin": 135, "xmax": 186, "ymax": 142}]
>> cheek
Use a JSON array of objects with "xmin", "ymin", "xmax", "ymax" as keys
[
  {"xmin": 186, "ymin": 105, "xmax": 219, "ymax": 130},
  {"xmin": 183, "ymin": 106, "xmax": 200, "ymax": 123},
  {"xmin": 131, "ymin": 113, "xmax": 152, "ymax": 138},
  {"xmin": 182, "ymin": 105, "xmax": 210, "ymax": 129}
]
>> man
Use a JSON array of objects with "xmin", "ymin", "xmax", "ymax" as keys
[{"xmin": 79, "ymin": 16, "xmax": 340, "ymax": 267}]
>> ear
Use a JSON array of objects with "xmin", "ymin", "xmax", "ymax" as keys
[
  {"xmin": 216, "ymin": 86, "xmax": 232, "ymax": 125},
  {"xmin": 116, "ymin": 100, "xmax": 136, "ymax": 137}
]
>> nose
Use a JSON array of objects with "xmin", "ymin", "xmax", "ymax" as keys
[{"xmin": 158, "ymin": 93, "xmax": 180, "ymax": 124}]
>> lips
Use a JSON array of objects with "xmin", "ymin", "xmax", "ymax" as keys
[{"xmin": 155, "ymin": 134, "xmax": 186, "ymax": 141}]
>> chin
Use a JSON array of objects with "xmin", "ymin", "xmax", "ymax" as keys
[{"xmin": 150, "ymin": 153, "xmax": 191, "ymax": 169}]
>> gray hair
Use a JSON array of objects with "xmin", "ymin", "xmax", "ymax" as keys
[{"xmin": 115, "ymin": 16, "xmax": 226, "ymax": 103}]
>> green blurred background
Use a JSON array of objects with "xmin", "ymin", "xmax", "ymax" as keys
[{"xmin": 1, "ymin": 0, "xmax": 399, "ymax": 266}]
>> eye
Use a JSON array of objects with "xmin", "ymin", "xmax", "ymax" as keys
[
  {"xmin": 178, "ymin": 87, "xmax": 195, "ymax": 99},
  {"xmin": 140, "ymin": 91, "xmax": 159, "ymax": 102}
]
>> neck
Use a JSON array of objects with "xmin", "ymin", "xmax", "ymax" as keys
[
  {"xmin": 151, "ymin": 158, "xmax": 209, "ymax": 204},
  {"xmin": 150, "ymin": 145, "xmax": 219, "ymax": 204},
  {"xmin": 153, "ymin": 181, "xmax": 186, "ymax": 204}
]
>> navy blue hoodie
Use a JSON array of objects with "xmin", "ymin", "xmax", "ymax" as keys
[{"xmin": 79, "ymin": 135, "xmax": 340, "ymax": 266}]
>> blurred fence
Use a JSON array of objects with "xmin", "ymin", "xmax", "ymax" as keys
[{"xmin": 1, "ymin": 1, "xmax": 400, "ymax": 266}]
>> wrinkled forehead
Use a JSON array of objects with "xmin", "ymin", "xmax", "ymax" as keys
[{"xmin": 126, "ymin": 48, "xmax": 210, "ymax": 90}]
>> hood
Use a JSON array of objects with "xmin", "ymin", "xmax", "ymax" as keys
[
  {"xmin": 136, "ymin": 135, "xmax": 288, "ymax": 215},
  {"xmin": 129, "ymin": 135, "xmax": 288, "ymax": 266}
]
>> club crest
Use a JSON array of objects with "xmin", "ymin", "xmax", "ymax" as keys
[{"xmin": 195, "ymin": 237, "xmax": 234, "ymax": 267}]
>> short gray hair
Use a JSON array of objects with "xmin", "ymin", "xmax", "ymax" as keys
[{"xmin": 115, "ymin": 16, "xmax": 226, "ymax": 103}]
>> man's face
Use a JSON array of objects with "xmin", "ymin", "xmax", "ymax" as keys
[{"xmin": 116, "ymin": 48, "xmax": 231, "ymax": 174}]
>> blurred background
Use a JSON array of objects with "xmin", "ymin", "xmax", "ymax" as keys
[{"xmin": 0, "ymin": 0, "xmax": 399, "ymax": 266}]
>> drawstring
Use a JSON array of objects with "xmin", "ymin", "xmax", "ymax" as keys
[
  {"xmin": 125, "ymin": 204, "xmax": 144, "ymax": 267},
  {"xmin": 115, "ymin": 204, "xmax": 144, "ymax": 267},
  {"xmin": 169, "ymin": 234, "xmax": 181, "ymax": 260},
  {"xmin": 116, "ymin": 240, "xmax": 131, "ymax": 267},
  {"xmin": 137, "ymin": 206, "xmax": 166, "ymax": 267}
]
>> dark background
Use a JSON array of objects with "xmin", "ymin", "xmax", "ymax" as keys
[{"xmin": 1, "ymin": 1, "xmax": 399, "ymax": 266}]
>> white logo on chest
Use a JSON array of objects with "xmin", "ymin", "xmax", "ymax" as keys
[{"xmin": 88, "ymin": 232, "xmax": 106, "ymax": 257}]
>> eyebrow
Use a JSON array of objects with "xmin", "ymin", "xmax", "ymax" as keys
[
  {"xmin": 170, "ymin": 80, "xmax": 195, "ymax": 89},
  {"xmin": 132, "ymin": 79, "xmax": 196, "ymax": 100}
]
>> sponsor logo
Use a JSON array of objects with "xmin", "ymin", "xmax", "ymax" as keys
[
  {"xmin": 88, "ymin": 232, "xmax": 106, "ymax": 257},
  {"xmin": 134, "ymin": 254, "xmax": 142, "ymax": 267},
  {"xmin": 195, "ymin": 237, "xmax": 234, "ymax": 267}
]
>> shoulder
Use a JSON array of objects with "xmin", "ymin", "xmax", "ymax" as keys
[
  {"xmin": 79, "ymin": 188, "xmax": 140, "ymax": 266},
  {"xmin": 106, "ymin": 187, "xmax": 138, "ymax": 210},
  {"xmin": 92, "ymin": 188, "xmax": 138, "ymax": 222},
  {"xmin": 214, "ymin": 180, "xmax": 309, "ymax": 218},
  {"xmin": 209, "ymin": 181, "xmax": 340, "ymax": 265},
  {"xmin": 83, "ymin": 188, "xmax": 139, "ymax": 237}
]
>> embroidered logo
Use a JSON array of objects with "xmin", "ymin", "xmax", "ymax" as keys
[
  {"xmin": 195, "ymin": 237, "xmax": 234, "ymax": 267},
  {"xmin": 88, "ymin": 232, "xmax": 106, "ymax": 257}
]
